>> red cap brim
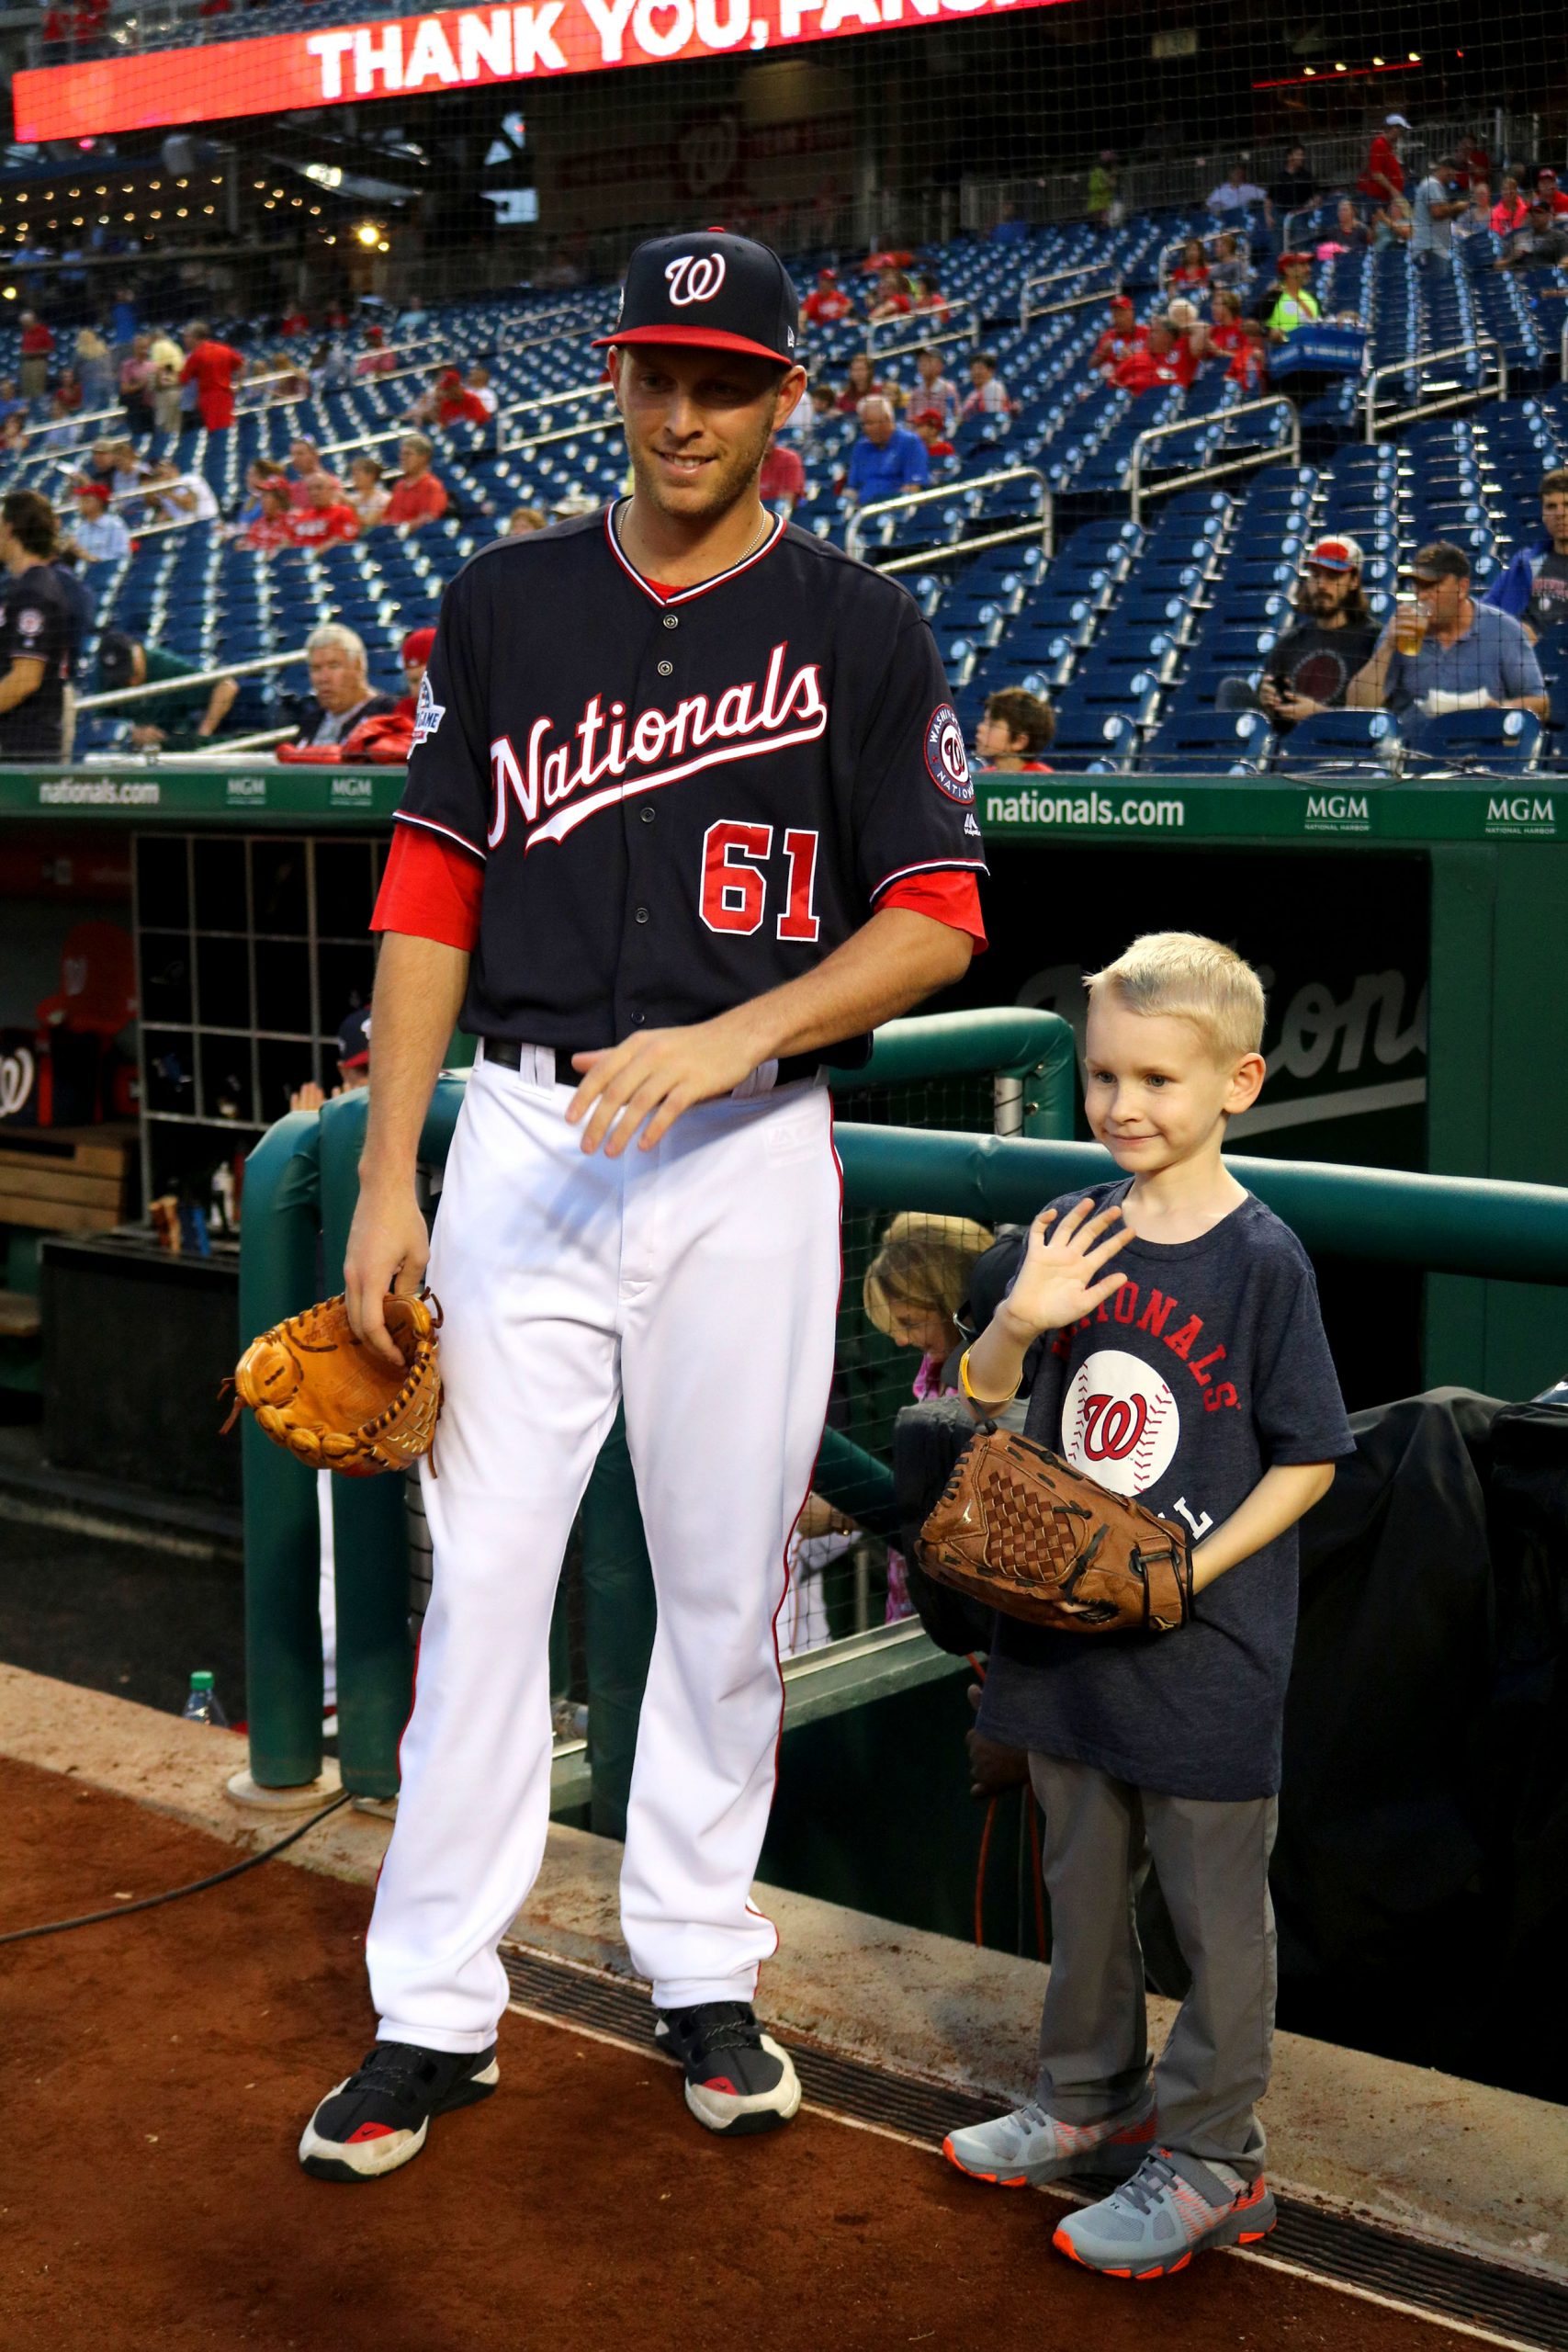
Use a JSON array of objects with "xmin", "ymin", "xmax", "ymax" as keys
[{"xmin": 592, "ymin": 325, "xmax": 796, "ymax": 366}]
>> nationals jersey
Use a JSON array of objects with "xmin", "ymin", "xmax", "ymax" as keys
[{"xmin": 394, "ymin": 504, "xmax": 987, "ymax": 1056}]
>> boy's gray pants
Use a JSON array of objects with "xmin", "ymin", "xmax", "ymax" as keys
[{"xmin": 1028, "ymin": 1751, "xmax": 1278, "ymax": 2179}]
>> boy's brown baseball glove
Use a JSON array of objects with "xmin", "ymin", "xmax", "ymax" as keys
[
  {"xmin": 919, "ymin": 1424, "xmax": 1192, "ymax": 1634},
  {"xmin": 224, "ymin": 1291, "xmax": 443, "ymax": 1477}
]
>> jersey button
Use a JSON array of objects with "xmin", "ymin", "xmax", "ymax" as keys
[
  {"xmin": 657, "ymin": 659, "xmax": 673, "ymax": 677},
  {"xmin": 662, "ymin": 614, "xmax": 679, "ymax": 628},
  {"xmin": 639, "ymin": 805, "xmax": 656, "ymax": 823},
  {"xmin": 634, "ymin": 905, "xmax": 650, "ymax": 924}
]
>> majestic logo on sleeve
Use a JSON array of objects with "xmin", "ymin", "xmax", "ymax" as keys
[
  {"xmin": 925, "ymin": 704, "xmax": 974, "ymax": 804},
  {"xmin": 665, "ymin": 253, "xmax": 728, "ymax": 306},
  {"xmin": 1062, "ymin": 1351, "xmax": 1180, "ymax": 1498},
  {"xmin": 488, "ymin": 640, "xmax": 828, "ymax": 853},
  {"xmin": 412, "ymin": 673, "xmax": 445, "ymax": 747}
]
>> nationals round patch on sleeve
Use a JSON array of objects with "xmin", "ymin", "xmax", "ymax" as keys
[{"xmin": 924, "ymin": 705, "xmax": 974, "ymax": 803}]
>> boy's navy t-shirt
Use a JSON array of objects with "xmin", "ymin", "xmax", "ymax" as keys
[{"xmin": 976, "ymin": 1181, "xmax": 1354, "ymax": 1801}]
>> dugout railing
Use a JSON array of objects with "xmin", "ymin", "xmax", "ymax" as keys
[{"xmin": 237, "ymin": 1008, "xmax": 1078, "ymax": 1800}]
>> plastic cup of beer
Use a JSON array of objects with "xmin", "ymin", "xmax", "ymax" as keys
[{"xmin": 1393, "ymin": 602, "xmax": 1427, "ymax": 657}]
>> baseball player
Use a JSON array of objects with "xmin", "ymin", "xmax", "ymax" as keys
[{"xmin": 299, "ymin": 230, "xmax": 987, "ymax": 2181}]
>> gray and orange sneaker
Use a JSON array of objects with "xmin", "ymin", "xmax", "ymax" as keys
[
  {"xmin": 1052, "ymin": 2147, "xmax": 1278, "ymax": 2277},
  {"xmin": 942, "ymin": 2094, "xmax": 1157, "ymax": 2188}
]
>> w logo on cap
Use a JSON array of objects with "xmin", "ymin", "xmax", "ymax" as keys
[{"xmin": 665, "ymin": 254, "xmax": 727, "ymax": 306}]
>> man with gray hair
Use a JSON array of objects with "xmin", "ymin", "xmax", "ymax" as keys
[
  {"xmin": 289, "ymin": 623, "xmax": 400, "ymax": 748},
  {"xmin": 844, "ymin": 393, "xmax": 930, "ymax": 509}
]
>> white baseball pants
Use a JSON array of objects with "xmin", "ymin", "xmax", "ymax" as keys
[{"xmin": 367, "ymin": 1046, "xmax": 841, "ymax": 2052}]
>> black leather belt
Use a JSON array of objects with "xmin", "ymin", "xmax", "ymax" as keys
[{"xmin": 481, "ymin": 1038, "xmax": 822, "ymax": 1088}]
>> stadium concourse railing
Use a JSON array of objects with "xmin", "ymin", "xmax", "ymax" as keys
[
  {"xmin": 1020, "ymin": 260, "xmax": 1119, "ymax": 327},
  {"xmin": 844, "ymin": 467, "xmax": 1053, "ymax": 575},
  {"xmin": 865, "ymin": 306, "xmax": 980, "ymax": 368},
  {"xmin": 237, "ymin": 1009, "xmax": 1078, "ymax": 1800},
  {"xmin": 1361, "ymin": 334, "xmax": 1506, "ymax": 441},
  {"xmin": 1127, "ymin": 396, "xmax": 1300, "ymax": 526}
]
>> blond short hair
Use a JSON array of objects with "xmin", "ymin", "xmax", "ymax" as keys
[
  {"xmin": 863, "ymin": 1212, "xmax": 995, "ymax": 1337},
  {"xmin": 1084, "ymin": 932, "xmax": 1265, "ymax": 1061}
]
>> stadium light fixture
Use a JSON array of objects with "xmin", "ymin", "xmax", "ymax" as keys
[
  {"xmin": 377, "ymin": 241, "xmax": 389, "ymax": 254},
  {"xmin": 2, "ymin": 288, "xmax": 15, "ymax": 301},
  {"xmin": 355, "ymin": 220, "xmax": 381, "ymax": 247}
]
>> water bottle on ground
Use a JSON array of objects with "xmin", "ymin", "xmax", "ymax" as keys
[{"xmin": 182, "ymin": 1669, "xmax": 228, "ymax": 1727}]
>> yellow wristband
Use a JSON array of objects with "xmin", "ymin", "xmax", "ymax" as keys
[{"xmin": 958, "ymin": 1346, "xmax": 1019, "ymax": 1407}]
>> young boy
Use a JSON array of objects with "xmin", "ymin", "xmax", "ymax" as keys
[
  {"xmin": 975, "ymin": 686, "xmax": 1055, "ymax": 772},
  {"xmin": 942, "ymin": 931, "xmax": 1353, "ymax": 2277}
]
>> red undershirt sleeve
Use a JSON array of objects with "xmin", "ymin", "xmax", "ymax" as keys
[
  {"xmin": 877, "ymin": 868, "xmax": 987, "ymax": 949},
  {"xmin": 371, "ymin": 821, "xmax": 483, "ymax": 951}
]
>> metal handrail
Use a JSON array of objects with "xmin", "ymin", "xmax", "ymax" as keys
[
  {"xmin": 844, "ymin": 465, "xmax": 1052, "ymax": 569},
  {"xmin": 315, "ymin": 424, "xmax": 411, "ymax": 459},
  {"xmin": 496, "ymin": 311, "xmax": 611, "ymax": 355},
  {"xmin": 865, "ymin": 305, "xmax": 979, "ymax": 364},
  {"xmin": 1021, "ymin": 259, "xmax": 1115, "ymax": 325},
  {"xmin": 1157, "ymin": 231, "xmax": 1251, "ymax": 294},
  {"xmin": 77, "ymin": 645, "xmax": 311, "ymax": 712},
  {"xmin": 506, "ymin": 412, "xmax": 624, "ymax": 458},
  {"xmin": 1361, "ymin": 334, "xmax": 1506, "ymax": 441},
  {"xmin": 498, "ymin": 378, "xmax": 615, "ymax": 450},
  {"xmin": 1128, "ymin": 395, "xmax": 1300, "ymax": 525}
]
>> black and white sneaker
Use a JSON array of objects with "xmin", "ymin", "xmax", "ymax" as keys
[
  {"xmin": 298, "ymin": 2040, "xmax": 499, "ymax": 2182},
  {"xmin": 654, "ymin": 2001, "xmax": 802, "ymax": 2136}
]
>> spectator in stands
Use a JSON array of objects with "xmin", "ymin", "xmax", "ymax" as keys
[
  {"xmin": 1113, "ymin": 316, "xmax": 1197, "ymax": 393},
  {"xmin": 1483, "ymin": 468, "xmax": 1568, "ymax": 639},
  {"xmin": 961, "ymin": 349, "xmax": 1013, "ymax": 421},
  {"xmin": 867, "ymin": 267, "xmax": 913, "ymax": 324},
  {"xmin": 0, "ymin": 490, "xmax": 73, "ymax": 761},
  {"xmin": 1533, "ymin": 168, "xmax": 1568, "ymax": 216},
  {"xmin": 392, "ymin": 626, "xmax": 436, "ymax": 722},
  {"xmin": 1349, "ymin": 542, "xmax": 1547, "ymax": 721},
  {"xmin": 1251, "ymin": 537, "xmax": 1381, "ymax": 731},
  {"xmin": 1454, "ymin": 134, "xmax": 1493, "ymax": 192},
  {"xmin": 355, "ymin": 326, "xmax": 397, "ymax": 379},
  {"xmin": 1495, "ymin": 198, "xmax": 1568, "ymax": 270},
  {"xmin": 508, "ymin": 506, "xmax": 547, "ymax": 536},
  {"xmin": 804, "ymin": 269, "xmax": 853, "ymax": 328},
  {"xmin": 1091, "ymin": 294, "xmax": 1144, "ymax": 379},
  {"xmin": 346, "ymin": 454, "xmax": 389, "ymax": 531},
  {"xmin": 74, "ymin": 328, "xmax": 113, "ymax": 413},
  {"xmin": 911, "ymin": 273, "xmax": 950, "ymax": 323},
  {"xmin": 910, "ymin": 410, "xmax": 956, "ymax": 470},
  {"xmin": 1210, "ymin": 231, "xmax": 1247, "ymax": 289},
  {"xmin": 989, "ymin": 201, "xmax": 1028, "ymax": 245},
  {"xmin": 1329, "ymin": 197, "xmax": 1372, "ymax": 254},
  {"xmin": 1372, "ymin": 192, "xmax": 1414, "ymax": 248},
  {"xmin": 65, "ymin": 481, "xmax": 130, "ymax": 565},
  {"xmin": 108, "ymin": 286, "xmax": 138, "ymax": 354},
  {"xmin": 799, "ymin": 381, "xmax": 841, "ymax": 451},
  {"xmin": 844, "ymin": 396, "xmax": 929, "ymax": 506},
  {"xmin": 54, "ymin": 366, "xmax": 83, "ymax": 418},
  {"xmin": 465, "ymin": 363, "xmax": 498, "ymax": 419},
  {"xmin": 975, "ymin": 687, "xmax": 1054, "ymax": 771},
  {"xmin": 289, "ymin": 623, "xmax": 400, "ymax": 750},
  {"xmin": 1206, "ymin": 163, "xmax": 1266, "ymax": 224},
  {"xmin": 1458, "ymin": 182, "xmax": 1495, "ymax": 242},
  {"xmin": 1411, "ymin": 157, "xmax": 1465, "ymax": 270},
  {"xmin": 180, "ymin": 322, "xmax": 245, "ymax": 433},
  {"xmin": 1267, "ymin": 142, "xmax": 1318, "ymax": 234},
  {"xmin": 1170, "ymin": 238, "xmax": 1210, "ymax": 289},
  {"xmin": 118, "ymin": 334, "xmax": 154, "ymax": 440},
  {"xmin": 1087, "ymin": 150, "xmax": 1120, "ymax": 228},
  {"xmin": 1200, "ymin": 288, "xmax": 1245, "ymax": 362},
  {"xmin": 909, "ymin": 345, "xmax": 960, "ymax": 432},
  {"xmin": 230, "ymin": 455, "xmax": 287, "ymax": 535},
  {"xmin": 96, "ymin": 629, "xmax": 240, "ymax": 752},
  {"xmin": 1492, "ymin": 175, "xmax": 1530, "ymax": 236},
  {"xmin": 383, "ymin": 433, "xmax": 449, "ymax": 531},
  {"xmin": 0, "ymin": 379, "xmax": 27, "ymax": 429},
  {"xmin": 1268, "ymin": 254, "xmax": 1321, "ymax": 339},
  {"xmin": 287, "ymin": 438, "xmax": 342, "ymax": 508},
  {"xmin": 1359, "ymin": 114, "xmax": 1409, "ymax": 207},
  {"xmin": 289, "ymin": 470, "xmax": 360, "ymax": 547},
  {"xmin": 18, "ymin": 311, "xmax": 54, "ymax": 405},
  {"xmin": 1230, "ymin": 316, "xmax": 1270, "ymax": 392},
  {"xmin": 246, "ymin": 481, "xmax": 295, "ymax": 549},
  {"xmin": 759, "ymin": 430, "xmax": 806, "ymax": 517},
  {"xmin": 837, "ymin": 353, "xmax": 883, "ymax": 415},
  {"xmin": 33, "ymin": 393, "xmax": 80, "ymax": 453},
  {"xmin": 145, "ymin": 457, "xmax": 220, "ymax": 526},
  {"xmin": 147, "ymin": 327, "xmax": 184, "ymax": 435}
]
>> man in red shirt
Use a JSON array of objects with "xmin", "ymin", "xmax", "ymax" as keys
[
  {"xmin": 1535, "ymin": 168, "xmax": 1568, "ymax": 216},
  {"xmin": 758, "ymin": 432, "xmax": 805, "ymax": 515},
  {"xmin": 1091, "ymin": 295, "xmax": 1145, "ymax": 379},
  {"xmin": 1113, "ymin": 318, "xmax": 1199, "ymax": 394},
  {"xmin": 803, "ymin": 269, "xmax": 853, "ymax": 327},
  {"xmin": 433, "ymin": 369, "xmax": 491, "ymax": 429},
  {"xmin": 288, "ymin": 471, "xmax": 360, "ymax": 547},
  {"xmin": 1359, "ymin": 115, "xmax": 1408, "ymax": 205},
  {"xmin": 18, "ymin": 310, "xmax": 54, "ymax": 402},
  {"xmin": 383, "ymin": 435, "xmax": 449, "ymax": 530},
  {"xmin": 287, "ymin": 437, "xmax": 343, "ymax": 510},
  {"xmin": 180, "ymin": 322, "xmax": 245, "ymax": 432}
]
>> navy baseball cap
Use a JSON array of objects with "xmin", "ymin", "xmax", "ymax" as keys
[
  {"xmin": 592, "ymin": 231, "xmax": 800, "ymax": 368},
  {"xmin": 337, "ymin": 1004, "xmax": 371, "ymax": 1071}
]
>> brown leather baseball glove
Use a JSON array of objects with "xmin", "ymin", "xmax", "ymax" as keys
[
  {"xmin": 224, "ymin": 1291, "xmax": 442, "ymax": 1477},
  {"xmin": 919, "ymin": 1424, "xmax": 1192, "ymax": 1634}
]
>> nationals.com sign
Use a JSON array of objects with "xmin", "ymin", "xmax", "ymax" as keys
[{"xmin": 15, "ymin": 0, "xmax": 1060, "ymax": 141}]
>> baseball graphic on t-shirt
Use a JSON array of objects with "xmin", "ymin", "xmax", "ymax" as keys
[{"xmin": 1062, "ymin": 1350, "xmax": 1180, "ymax": 1498}]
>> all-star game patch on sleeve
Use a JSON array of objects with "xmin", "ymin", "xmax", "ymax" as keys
[
  {"xmin": 392, "ymin": 566, "xmax": 491, "ymax": 863},
  {"xmin": 851, "ymin": 605, "xmax": 988, "ymax": 909}
]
